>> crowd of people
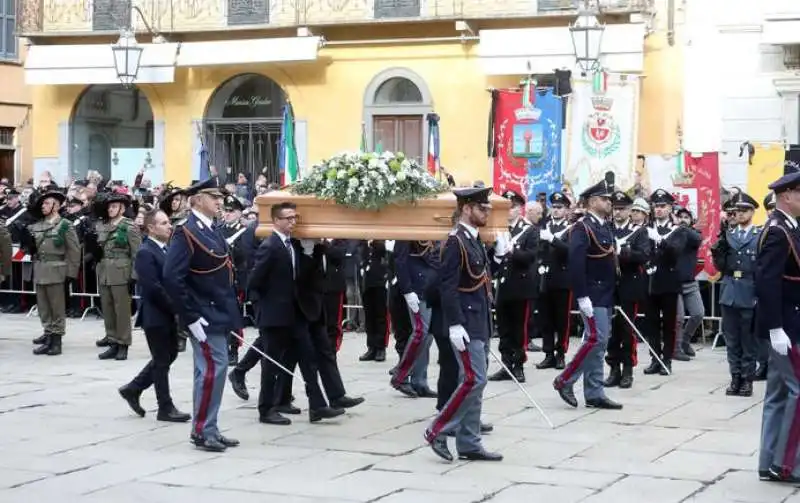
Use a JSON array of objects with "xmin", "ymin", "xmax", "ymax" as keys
[{"xmin": 0, "ymin": 163, "xmax": 797, "ymax": 483}]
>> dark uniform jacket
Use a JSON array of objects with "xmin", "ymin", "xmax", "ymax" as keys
[
  {"xmin": 676, "ymin": 226, "xmax": 703, "ymax": 283},
  {"xmin": 714, "ymin": 225, "xmax": 759, "ymax": 309},
  {"xmin": 541, "ymin": 218, "xmax": 570, "ymax": 291},
  {"xmin": 496, "ymin": 224, "xmax": 540, "ymax": 303},
  {"xmin": 568, "ymin": 213, "xmax": 616, "ymax": 308},
  {"xmin": 395, "ymin": 240, "xmax": 440, "ymax": 299},
  {"xmin": 321, "ymin": 239, "xmax": 348, "ymax": 293},
  {"xmin": 218, "ymin": 220, "xmax": 254, "ymax": 290},
  {"xmin": 360, "ymin": 240, "xmax": 388, "ymax": 289},
  {"xmin": 163, "ymin": 212, "xmax": 243, "ymax": 333},
  {"xmin": 755, "ymin": 209, "xmax": 800, "ymax": 344},
  {"xmin": 439, "ymin": 224, "xmax": 492, "ymax": 341},
  {"xmin": 615, "ymin": 222, "xmax": 651, "ymax": 303},
  {"xmin": 649, "ymin": 221, "xmax": 687, "ymax": 295}
]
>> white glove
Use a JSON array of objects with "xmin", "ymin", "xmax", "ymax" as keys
[
  {"xmin": 647, "ymin": 227, "xmax": 663, "ymax": 244},
  {"xmin": 404, "ymin": 292, "xmax": 420, "ymax": 313},
  {"xmin": 449, "ymin": 325, "xmax": 470, "ymax": 352},
  {"xmin": 385, "ymin": 240, "xmax": 395, "ymax": 253},
  {"xmin": 495, "ymin": 232, "xmax": 510, "ymax": 257},
  {"xmin": 300, "ymin": 239, "xmax": 315, "ymax": 256},
  {"xmin": 540, "ymin": 228, "xmax": 555, "ymax": 243},
  {"xmin": 188, "ymin": 317, "xmax": 209, "ymax": 343},
  {"xmin": 577, "ymin": 297, "xmax": 594, "ymax": 318},
  {"xmin": 769, "ymin": 328, "xmax": 792, "ymax": 356}
]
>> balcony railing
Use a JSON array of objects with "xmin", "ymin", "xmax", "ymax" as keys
[{"xmin": 18, "ymin": 0, "xmax": 651, "ymax": 35}]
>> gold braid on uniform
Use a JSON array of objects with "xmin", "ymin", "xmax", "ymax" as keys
[
  {"xmin": 759, "ymin": 223, "xmax": 800, "ymax": 282},
  {"xmin": 571, "ymin": 220, "xmax": 619, "ymax": 274},
  {"xmin": 410, "ymin": 240, "xmax": 434, "ymax": 257},
  {"xmin": 454, "ymin": 235, "xmax": 492, "ymax": 299},
  {"xmin": 181, "ymin": 227, "xmax": 234, "ymax": 284}
]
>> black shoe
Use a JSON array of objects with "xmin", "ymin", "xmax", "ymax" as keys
[
  {"xmin": 33, "ymin": 337, "xmax": 52, "ymax": 355},
  {"xmin": 359, "ymin": 349, "xmax": 377, "ymax": 361},
  {"xmin": 480, "ymin": 422, "xmax": 494, "ymax": 434},
  {"xmin": 275, "ymin": 404, "xmax": 302, "ymax": 415},
  {"xmin": 309, "ymin": 406, "xmax": 345, "ymax": 423},
  {"xmin": 643, "ymin": 360, "xmax": 661, "ymax": 375},
  {"xmin": 95, "ymin": 337, "xmax": 112, "ymax": 347},
  {"xmin": 194, "ymin": 436, "xmax": 227, "ymax": 452},
  {"xmin": 658, "ymin": 361, "xmax": 672, "ymax": 376},
  {"xmin": 259, "ymin": 411, "xmax": 291, "ymax": 425},
  {"xmin": 553, "ymin": 379, "xmax": 578, "ymax": 408},
  {"xmin": 768, "ymin": 465, "xmax": 800, "ymax": 484},
  {"xmin": 458, "ymin": 450, "xmax": 503, "ymax": 461},
  {"xmin": 682, "ymin": 343, "xmax": 696, "ymax": 357},
  {"xmin": 98, "ymin": 344, "xmax": 119, "ymax": 360},
  {"xmin": 555, "ymin": 354, "xmax": 566, "ymax": 370},
  {"xmin": 536, "ymin": 354, "xmax": 556, "ymax": 369},
  {"xmin": 759, "ymin": 470, "xmax": 774, "ymax": 481},
  {"xmin": 726, "ymin": 374, "xmax": 742, "ymax": 396},
  {"xmin": 330, "ymin": 396, "xmax": 365, "ymax": 409},
  {"xmin": 425, "ymin": 432, "xmax": 453, "ymax": 462},
  {"xmin": 512, "ymin": 366, "xmax": 526, "ymax": 383},
  {"xmin": 388, "ymin": 365, "xmax": 397, "ymax": 376},
  {"xmin": 414, "ymin": 387, "xmax": 438, "ymax": 398},
  {"xmin": 488, "ymin": 369, "xmax": 513, "ymax": 381},
  {"xmin": 604, "ymin": 365, "xmax": 622, "ymax": 387},
  {"xmin": 754, "ymin": 364, "xmax": 768, "ymax": 382},
  {"xmin": 586, "ymin": 397, "xmax": 623, "ymax": 410},
  {"xmin": 115, "ymin": 345, "xmax": 128, "ymax": 361},
  {"xmin": 527, "ymin": 341, "xmax": 542, "ymax": 352},
  {"xmin": 619, "ymin": 366, "xmax": 634, "ymax": 389},
  {"xmin": 157, "ymin": 406, "xmax": 191, "ymax": 423},
  {"xmin": 374, "ymin": 349, "xmax": 386, "ymax": 362},
  {"xmin": 216, "ymin": 435, "xmax": 240, "ymax": 448},
  {"xmin": 46, "ymin": 335, "xmax": 62, "ymax": 356},
  {"xmin": 228, "ymin": 346, "xmax": 238, "ymax": 366},
  {"xmin": 673, "ymin": 351, "xmax": 691, "ymax": 362},
  {"xmin": 391, "ymin": 381, "xmax": 418, "ymax": 398},
  {"xmin": 228, "ymin": 370, "xmax": 249, "ymax": 401},
  {"xmin": 119, "ymin": 385, "xmax": 146, "ymax": 417},
  {"xmin": 33, "ymin": 333, "xmax": 48, "ymax": 345},
  {"xmin": 738, "ymin": 379, "xmax": 754, "ymax": 397}
]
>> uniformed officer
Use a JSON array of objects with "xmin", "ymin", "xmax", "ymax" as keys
[
  {"xmin": 553, "ymin": 173, "xmax": 623, "ymax": 410},
  {"xmin": 218, "ymin": 194, "xmax": 251, "ymax": 364},
  {"xmin": 755, "ymin": 166, "xmax": 800, "ymax": 484},
  {"xmin": 0, "ymin": 214, "xmax": 12, "ymax": 289},
  {"xmin": 23, "ymin": 188, "xmax": 81, "ymax": 356},
  {"xmin": 424, "ymin": 187, "xmax": 502, "ymax": 462},
  {"xmin": 643, "ymin": 189, "xmax": 687, "ymax": 375},
  {"xmin": 90, "ymin": 191, "xmax": 142, "ymax": 361},
  {"xmin": 359, "ymin": 239, "xmax": 390, "ymax": 362},
  {"xmin": 711, "ymin": 192, "xmax": 761, "ymax": 397},
  {"xmin": 321, "ymin": 239, "xmax": 349, "ymax": 353},
  {"xmin": 163, "ymin": 178, "xmax": 241, "ymax": 453},
  {"xmin": 490, "ymin": 190, "xmax": 539, "ymax": 383},
  {"xmin": 536, "ymin": 192, "xmax": 573, "ymax": 370},
  {"xmin": 754, "ymin": 191, "xmax": 778, "ymax": 382},
  {"xmin": 606, "ymin": 190, "xmax": 650, "ymax": 389}
]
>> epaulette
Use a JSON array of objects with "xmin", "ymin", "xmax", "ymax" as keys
[
  {"xmin": 448, "ymin": 229, "xmax": 458, "ymax": 236},
  {"xmin": 175, "ymin": 218, "xmax": 187, "ymax": 227}
]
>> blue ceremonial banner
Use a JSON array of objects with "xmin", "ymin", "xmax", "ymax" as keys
[{"xmin": 525, "ymin": 89, "xmax": 563, "ymax": 200}]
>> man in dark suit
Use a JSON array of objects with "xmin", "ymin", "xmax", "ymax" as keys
[
  {"xmin": 163, "ymin": 179, "xmax": 241, "ymax": 453},
  {"xmin": 246, "ymin": 202, "xmax": 344, "ymax": 426},
  {"xmin": 118, "ymin": 209, "xmax": 190, "ymax": 423},
  {"xmin": 359, "ymin": 239, "xmax": 389, "ymax": 362},
  {"xmin": 321, "ymin": 239, "xmax": 349, "ymax": 352}
]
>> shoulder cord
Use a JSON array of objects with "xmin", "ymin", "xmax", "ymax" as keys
[
  {"xmin": 410, "ymin": 240, "xmax": 434, "ymax": 258},
  {"xmin": 455, "ymin": 235, "xmax": 490, "ymax": 294},
  {"xmin": 182, "ymin": 226, "xmax": 234, "ymax": 283},
  {"xmin": 759, "ymin": 225, "xmax": 800, "ymax": 282}
]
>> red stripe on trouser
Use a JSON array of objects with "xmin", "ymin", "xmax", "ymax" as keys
[
  {"xmin": 562, "ymin": 291, "xmax": 574, "ymax": 354},
  {"xmin": 429, "ymin": 349, "xmax": 476, "ymax": 439},
  {"xmin": 558, "ymin": 317, "xmax": 598, "ymax": 384},
  {"xmin": 391, "ymin": 312, "xmax": 424, "ymax": 386},
  {"xmin": 631, "ymin": 303, "xmax": 639, "ymax": 367},
  {"xmin": 672, "ymin": 294, "xmax": 680, "ymax": 354},
  {"xmin": 194, "ymin": 341, "xmax": 216, "ymax": 437},
  {"xmin": 781, "ymin": 347, "xmax": 800, "ymax": 476},
  {"xmin": 335, "ymin": 292, "xmax": 344, "ymax": 352},
  {"xmin": 522, "ymin": 301, "xmax": 531, "ymax": 363},
  {"xmin": 384, "ymin": 310, "xmax": 392, "ymax": 348}
]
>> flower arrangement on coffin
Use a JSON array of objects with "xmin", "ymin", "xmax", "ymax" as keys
[{"xmin": 291, "ymin": 151, "xmax": 449, "ymax": 210}]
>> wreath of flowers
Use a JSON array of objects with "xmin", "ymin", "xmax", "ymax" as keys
[{"xmin": 291, "ymin": 151, "xmax": 448, "ymax": 210}]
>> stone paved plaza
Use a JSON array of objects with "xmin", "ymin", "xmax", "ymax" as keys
[{"xmin": 0, "ymin": 314, "xmax": 797, "ymax": 503}]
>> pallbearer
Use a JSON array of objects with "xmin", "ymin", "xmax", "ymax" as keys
[
  {"xmin": 359, "ymin": 239, "xmax": 389, "ymax": 362},
  {"xmin": 552, "ymin": 173, "xmax": 622, "ymax": 410},
  {"xmin": 755, "ymin": 166, "xmax": 800, "ymax": 484},
  {"xmin": 424, "ymin": 187, "xmax": 502, "ymax": 462}
]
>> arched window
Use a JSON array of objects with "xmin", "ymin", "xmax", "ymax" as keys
[{"xmin": 363, "ymin": 69, "xmax": 433, "ymax": 163}]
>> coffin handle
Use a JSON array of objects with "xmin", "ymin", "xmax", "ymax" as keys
[{"xmin": 432, "ymin": 215, "xmax": 452, "ymax": 224}]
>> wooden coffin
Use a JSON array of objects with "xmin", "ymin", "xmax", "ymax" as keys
[{"xmin": 255, "ymin": 191, "xmax": 511, "ymax": 241}]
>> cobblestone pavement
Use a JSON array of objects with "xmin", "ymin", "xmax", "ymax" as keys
[{"xmin": 0, "ymin": 314, "xmax": 796, "ymax": 503}]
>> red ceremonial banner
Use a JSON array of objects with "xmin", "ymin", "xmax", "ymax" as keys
[
  {"xmin": 681, "ymin": 152, "xmax": 721, "ymax": 277},
  {"xmin": 491, "ymin": 89, "xmax": 528, "ymax": 196}
]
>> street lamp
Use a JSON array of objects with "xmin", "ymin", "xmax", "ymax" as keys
[
  {"xmin": 569, "ymin": 1, "xmax": 605, "ymax": 76},
  {"xmin": 112, "ymin": 29, "xmax": 143, "ymax": 87}
]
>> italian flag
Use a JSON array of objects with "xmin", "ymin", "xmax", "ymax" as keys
[
  {"xmin": 426, "ymin": 113, "xmax": 440, "ymax": 176},
  {"xmin": 592, "ymin": 70, "xmax": 607, "ymax": 94},
  {"xmin": 278, "ymin": 103, "xmax": 299, "ymax": 185}
]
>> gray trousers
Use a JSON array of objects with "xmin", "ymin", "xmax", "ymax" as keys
[
  {"xmin": 556, "ymin": 307, "xmax": 610, "ymax": 401},
  {"xmin": 758, "ymin": 347, "xmax": 800, "ymax": 477},
  {"xmin": 721, "ymin": 306, "xmax": 757, "ymax": 378},
  {"xmin": 392, "ymin": 300, "xmax": 433, "ymax": 390},
  {"xmin": 426, "ymin": 338, "xmax": 488, "ymax": 454},
  {"xmin": 190, "ymin": 333, "xmax": 228, "ymax": 440},
  {"xmin": 100, "ymin": 284, "xmax": 132, "ymax": 346},
  {"xmin": 677, "ymin": 281, "xmax": 704, "ymax": 348}
]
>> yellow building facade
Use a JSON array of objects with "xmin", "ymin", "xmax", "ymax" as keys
[
  {"xmin": 0, "ymin": 41, "xmax": 33, "ymax": 183},
  {"xmin": 21, "ymin": 0, "xmax": 679, "ymax": 189}
]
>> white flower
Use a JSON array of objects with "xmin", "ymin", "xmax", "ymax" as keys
[
  {"xmin": 396, "ymin": 172, "xmax": 407, "ymax": 182},
  {"xmin": 337, "ymin": 170, "xmax": 347, "ymax": 179},
  {"xmin": 349, "ymin": 178, "xmax": 359, "ymax": 188}
]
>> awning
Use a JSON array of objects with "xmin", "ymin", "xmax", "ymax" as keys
[
  {"xmin": 763, "ymin": 19, "xmax": 800, "ymax": 45},
  {"xmin": 177, "ymin": 37, "xmax": 321, "ymax": 67},
  {"xmin": 478, "ymin": 24, "xmax": 647, "ymax": 75},
  {"xmin": 25, "ymin": 43, "xmax": 179, "ymax": 86}
]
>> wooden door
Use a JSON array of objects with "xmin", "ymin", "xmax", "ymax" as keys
[{"xmin": 372, "ymin": 115, "xmax": 423, "ymax": 162}]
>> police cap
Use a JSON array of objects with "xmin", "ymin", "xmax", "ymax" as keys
[
  {"xmin": 549, "ymin": 192, "xmax": 571, "ymax": 207},
  {"xmin": 579, "ymin": 171, "xmax": 615, "ymax": 199},
  {"xmin": 454, "ymin": 186, "xmax": 492, "ymax": 208},
  {"xmin": 502, "ymin": 189, "xmax": 526, "ymax": 207},
  {"xmin": 731, "ymin": 191, "xmax": 759, "ymax": 211},
  {"xmin": 763, "ymin": 191, "xmax": 776, "ymax": 210},
  {"xmin": 224, "ymin": 195, "xmax": 245, "ymax": 212},
  {"xmin": 768, "ymin": 157, "xmax": 800, "ymax": 193},
  {"xmin": 649, "ymin": 189, "xmax": 675, "ymax": 205},
  {"xmin": 185, "ymin": 178, "xmax": 224, "ymax": 198},
  {"xmin": 611, "ymin": 190, "xmax": 633, "ymax": 207}
]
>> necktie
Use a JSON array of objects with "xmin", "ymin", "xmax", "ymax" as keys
[{"xmin": 285, "ymin": 238, "xmax": 295, "ymax": 277}]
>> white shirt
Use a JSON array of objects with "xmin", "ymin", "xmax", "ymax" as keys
[
  {"xmin": 460, "ymin": 222, "xmax": 479, "ymax": 239},
  {"xmin": 776, "ymin": 208, "xmax": 798, "ymax": 229},
  {"xmin": 191, "ymin": 209, "xmax": 214, "ymax": 229},
  {"xmin": 273, "ymin": 230, "xmax": 295, "ymax": 276},
  {"xmin": 587, "ymin": 211, "xmax": 604, "ymax": 226},
  {"xmin": 149, "ymin": 236, "xmax": 168, "ymax": 252}
]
